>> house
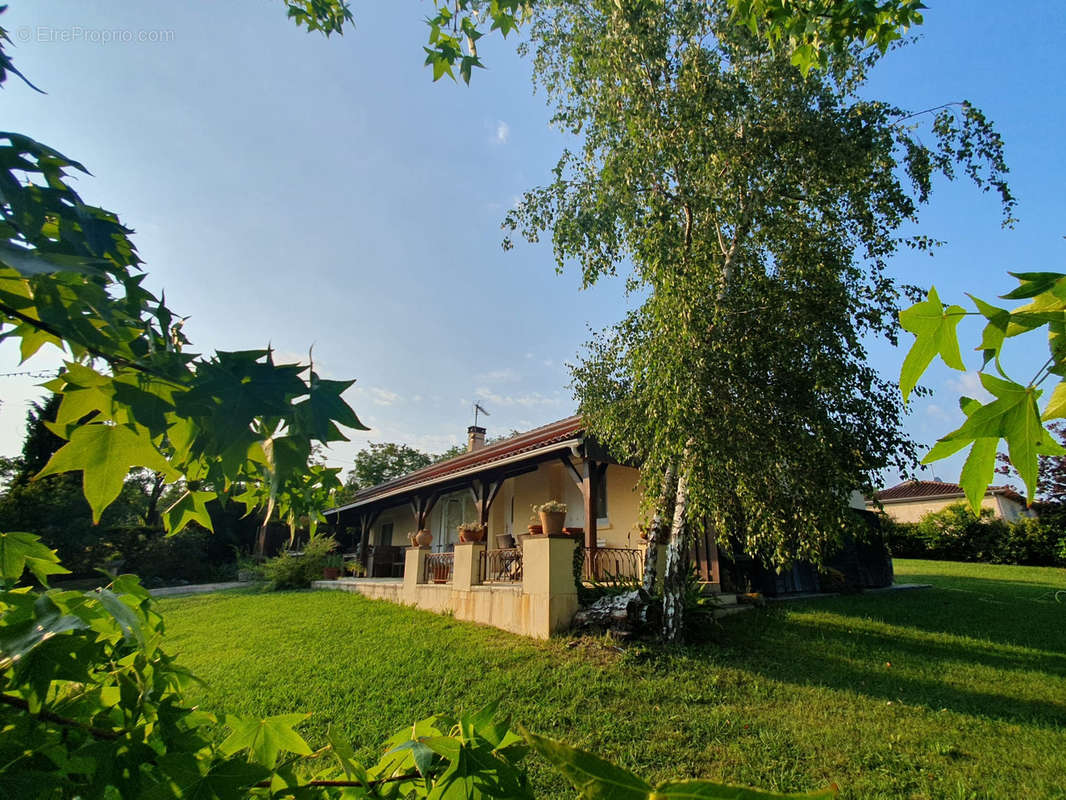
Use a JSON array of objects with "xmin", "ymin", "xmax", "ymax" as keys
[
  {"xmin": 325, "ymin": 417, "xmax": 694, "ymax": 582},
  {"xmin": 868, "ymin": 479, "xmax": 1032, "ymax": 523},
  {"xmin": 320, "ymin": 416, "xmax": 891, "ymax": 637}
]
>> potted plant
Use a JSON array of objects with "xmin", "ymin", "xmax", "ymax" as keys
[
  {"xmin": 322, "ymin": 554, "xmax": 343, "ymax": 580},
  {"xmin": 533, "ymin": 500, "xmax": 567, "ymax": 536},
  {"xmin": 527, "ymin": 523, "xmax": 543, "ymax": 535},
  {"xmin": 457, "ymin": 521, "xmax": 486, "ymax": 543},
  {"xmin": 412, "ymin": 529, "xmax": 433, "ymax": 547},
  {"xmin": 345, "ymin": 560, "xmax": 365, "ymax": 578}
]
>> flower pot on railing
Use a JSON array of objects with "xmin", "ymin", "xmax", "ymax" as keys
[
  {"xmin": 533, "ymin": 501, "xmax": 567, "ymax": 537},
  {"xmin": 458, "ymin": 524, "xmax": 486, "ymax": 543},
  {"xmin": 539, "ymin": 510, "xmax": 566, "ymax": 536},
  {"xmin": 526, "ymin": 524, "xmax": 543, "ymax": 536},
  {"xmin": 415, "ymin": 529, "xmax": 433, "ymax": 548}
]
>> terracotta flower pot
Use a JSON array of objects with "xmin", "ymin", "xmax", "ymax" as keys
[
  {"xmin": 527, "ymin": 524, "xmax": 543, "ymax": 536},
  {"xmin": 415, "ymin": 529, "xmax": 433, "ymax": 548},
  {"xmin": 459, "ymin": 527, "xmax": 486, "ymax": 543},
  {"xmin": 563, "ymin": 527, "xmax": 584, "ymax": 538},
  {"xmin": 539, "ymin": 510, "xmax": 566, "ymax": 536},
  {"xmin": 323, "ymin": 566, "xmax": 341, "ymax": 580}
]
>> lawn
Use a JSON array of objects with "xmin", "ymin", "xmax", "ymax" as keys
[{"xmin": 157, "ymin": 559, "xmax": 1066, "ymax": 799}]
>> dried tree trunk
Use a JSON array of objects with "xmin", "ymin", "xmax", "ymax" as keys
[
  {"xmin": 661, "ymin": 460, "xmax": 692, "ymax": 641},
  {"xmin": 641, "ymin": 463, "xmax": 676, "ymax": 594}
]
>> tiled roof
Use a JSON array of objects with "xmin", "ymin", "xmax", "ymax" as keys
[
  {"xmin": 327, "ymin": 415, "xmax": 584, "ymax": 513},
  {"xmin": 874, "ymin": 480, "xmax": 1023, "ymax": 503}
]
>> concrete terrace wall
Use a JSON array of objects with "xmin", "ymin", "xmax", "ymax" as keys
[{"xmin": 313, "ymin": 537, "xmax": 581, "ymax": 639}]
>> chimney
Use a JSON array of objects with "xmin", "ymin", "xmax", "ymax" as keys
[{"xmin": 467, "ymin": 425, "xmax": 486, "ymax": 452}]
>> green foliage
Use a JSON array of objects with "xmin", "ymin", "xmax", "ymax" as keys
[
  {"xmin": 900, "ymin": 274, "xmax": 1066, "ymax": 509},
  {"xmin": 340, "ymin": 442, "xmax": 435, "ymax": 497},
  {"xmin": 0, "ymin": 533, "xmax": 551, "ymax": 799},
  {"xmin": 884, "ymin": 503, "xmax": 1066, "ymax": 566},
  {"xmin": 421, "ymin": 1, "xmax": 532, "ymax": 84},
  {"xmin": 262, "ymin": 534, "xmax": 339, "ymax": 589},
  {"xmin": 727, "ymin": 0, "xmax": 927, "ymax": 74},
  {"xmin": 524, "ymin": 728, "xmax": 836, "ymax": 798},
  {"xmin": 505, "ymin": 0, "xmax": 1012, "ymax": 599},
  {"xmin": 283, "ymin": 0, "xmax": 353, "ymax": 36}
]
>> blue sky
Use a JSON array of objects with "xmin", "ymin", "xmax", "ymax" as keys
[{"xmin": 1, "ymin": 1, "xmax": 1063, "ymax": 490}]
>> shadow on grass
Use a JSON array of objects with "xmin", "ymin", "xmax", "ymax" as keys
[
  {"xmin": 702, "ymin": 590, "xmax": 1066, "ymax": 729},
  {"xmin": 789, "ymin": 585, "xmax": 1066, "ymax": 656}
]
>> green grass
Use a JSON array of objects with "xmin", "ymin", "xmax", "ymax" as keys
[{"xmin": 157, "ymin": 559, "xmax": 1066, "ymax": 799}]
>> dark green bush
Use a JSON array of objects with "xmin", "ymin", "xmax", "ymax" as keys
[
  {"xmin": 991, "ymin": 517, "xmax": 1065, "ymax": 565},
  {"xmin": 262, "ymin": 534, "xmax": 339, "ymax": 589}
]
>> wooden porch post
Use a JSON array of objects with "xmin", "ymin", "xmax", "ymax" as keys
[
  {"xmin": 558, "ymin": 453, "xmax": 606, "ymax": 579},
  {"xmin": 409, "ymin": 492, "xmax": 440, "ymax": 546},
  {"xmin": 356, "ymin": 509, "xmax": 380, "ymax": 569},
  {"xmin": 469, "ymin": 476, "xmax": 504, "ymax": 530},
  {"xmin": 582, "ymin": 460, "xmax": 606, "ymax": 577}
]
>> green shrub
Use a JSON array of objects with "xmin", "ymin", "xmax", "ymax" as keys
[
  {"xmin": 992, "ymin": 517, "xmax": 1064, "ymax": 566},
  {"xmin": 886, "ymin": 503, "xmax": 1066, "ymax": 566},
  {"xmin": 882, "ymin": 518, "xmax": 928, "ymax": 558},
  {"xmin": 262, "ymin": 534, "xmax": 339, "ymax": 589}
]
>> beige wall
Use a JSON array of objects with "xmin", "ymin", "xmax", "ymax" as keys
[
  {"xmin": 874, "ymin": 494, "xmax": 1031, "ymax": 524},
  {"xmin": 361, "ymin": 460, "xmax": 645, "ymax": 551}
]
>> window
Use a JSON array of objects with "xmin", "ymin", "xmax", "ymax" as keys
[
  {"xmin": 596, "ymin": 468, "xmax": 608, "ymax": 523},
  {"xmin": 379, "ymin": 522, "xmax": 393, "ymax": 546}
]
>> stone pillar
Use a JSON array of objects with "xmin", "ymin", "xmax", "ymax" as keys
[
  {"xmin": 523, "ymin": 535, "xmax": 579, "ymax": 638},
  {"xmin": 453, "ymin": 542, "xmax": 485, "ymax": 591},
  {"xmin": 403, "ymin": 546, "xmax": 429, "ymax": 597}
]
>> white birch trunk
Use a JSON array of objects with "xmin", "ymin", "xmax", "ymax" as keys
[
  {"xmin": 641, "ymin": 464, "xmax": 676, "ymax": 594},
  {"xmin": 661, "ymin": 464, "xmax": 691, "ymax": 641}
]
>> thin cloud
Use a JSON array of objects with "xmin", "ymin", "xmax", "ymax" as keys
[
  {"xmin": 475, "ymin": 367, "xmax": 520, "ymax": 382},
  {"xmin": 474, "ymin": 387, "xmax": 563, "ymax": 408},
  {"xmin": 495, "ymin": 120, "xmax": 510, "ymax": 144},
  {"xmin": 946, "ymin": 371, "xmax": 993, "ymax": 403},
  {"xmin": 362, "ymin": 386, "xmax": 400, "ymax": 406}
]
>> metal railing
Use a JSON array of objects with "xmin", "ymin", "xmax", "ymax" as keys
[
  {"xmin": 424, "ymin": 552, "xmax": 454, "ymax": 584},
  {"xmin": 480, "ymin": 548, "xmax": 523, "ymax": 584},
  {"xmin": 583, "ymin": 547, "xmax": 643, "ymax": 584}
]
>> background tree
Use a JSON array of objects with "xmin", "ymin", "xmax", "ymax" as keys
[
  {"xmin": 346, "ymin": 443, "xmax": 434, "ymax": 492},
  {"xmin": 506, "ymin": 0, "xmax": 1010, "ymax": 638}
]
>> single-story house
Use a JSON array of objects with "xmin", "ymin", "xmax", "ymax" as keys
[
  {"xmin": 324, "ymin": 416, "xmax": 709, "ymax": 584},
  {"xmin": 868, "ymin": 479, "xmax": 1032, "ymax": 523}
]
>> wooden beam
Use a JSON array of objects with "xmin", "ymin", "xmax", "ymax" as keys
[
  {"xmin": 477, "ymin": 478, "xmax": 505, "ymax": 526},
  {"xmin": 558, "ymin": 454, "xmax": 583, "ymax": 489},
  {"xmin": 582, "ymin": 459, "xmax": 605, "ymax": 562}
]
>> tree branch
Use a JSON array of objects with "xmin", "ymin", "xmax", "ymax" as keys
[{"xmin": 0, "ymin": 693, "xmax": 124, "ymax": 740}]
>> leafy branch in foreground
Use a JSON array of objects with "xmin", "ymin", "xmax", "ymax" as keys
[
  {"xmin": 0, "ymin": 531, "xmax": 838, "ymax": 798},
  {"xmin": 900, "ymin": 272, "xmax": 1066, "ymax": 511}
]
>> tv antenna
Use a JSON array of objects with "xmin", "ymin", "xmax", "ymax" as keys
[{"xmin": 473, "ymin": 402, "xmax": 490, "ymax": 427}]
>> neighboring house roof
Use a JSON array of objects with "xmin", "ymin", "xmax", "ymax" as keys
[
  {"xmin": 326, "ymin": 415, "xmax": 585, "ymax": 516},
  {"xmin": 872, "ymin": 479, "xmax": 1025, "ymax": 505}
]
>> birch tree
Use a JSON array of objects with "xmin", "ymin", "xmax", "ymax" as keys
[{"xmin": 505, "ymin": 0, "xmax": 1013, "ymax": 639}]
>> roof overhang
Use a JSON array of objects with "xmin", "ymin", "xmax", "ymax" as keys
[{"xmin": 325, "ymin": 421, "xmax": 585, "ymax": 521}]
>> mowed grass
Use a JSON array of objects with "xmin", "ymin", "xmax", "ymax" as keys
[{"xmin": 157, "ymin": 559, "xmax": 1066, "ymax": 799}]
